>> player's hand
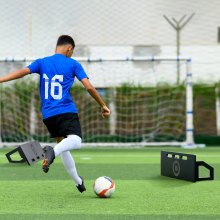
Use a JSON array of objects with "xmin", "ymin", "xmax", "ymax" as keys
[{"xmin": 101, "ymin": 105, "xmax": 110, "ymax": 118}]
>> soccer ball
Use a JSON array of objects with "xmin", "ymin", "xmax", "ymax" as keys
[{"xmin": 93, "ymin": 176, "xmax": 115, "ymax": 198}]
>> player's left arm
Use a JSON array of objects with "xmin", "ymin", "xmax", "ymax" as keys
[
  {"xmin": 81, "ymin": 78, "xmax": 111, "ymax": 118},
  {"xmin": 0, "ymin": 67, "xmax": 30, "ymax": 83}
]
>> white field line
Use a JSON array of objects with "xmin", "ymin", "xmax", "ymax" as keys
[
  {"xmin": 0, "ymin": 154, "xmax": 220, "ymax": 158},
  {"xmin": 77, "ymin": 154, "xmax": 220, "ymax": 158}
]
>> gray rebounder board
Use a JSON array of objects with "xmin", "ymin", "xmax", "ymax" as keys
[{"xmin": 5, "ymin": 141, "xmax": 44, "ymax": 165}]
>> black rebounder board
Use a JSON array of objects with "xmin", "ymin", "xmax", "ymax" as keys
[{"xmin": 161, "ymin": 151, "xmax": 214, "ymax": 182}]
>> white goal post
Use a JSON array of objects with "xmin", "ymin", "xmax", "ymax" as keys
[{"xmin": 0, "ymin": 57, "xmax": 204, "ymax": 148}]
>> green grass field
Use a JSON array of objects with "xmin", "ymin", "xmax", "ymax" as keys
[{"xmin": 0, "ymin": 147, "xmax": 220, "ymax": 220}]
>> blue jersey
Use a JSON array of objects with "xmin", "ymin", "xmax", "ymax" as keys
[{"xmin": 27, "ymin": 54, "xmax": 88, "ymax": 119}]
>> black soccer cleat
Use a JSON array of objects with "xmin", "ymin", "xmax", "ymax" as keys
[
  {"xmin": 76, "ymin": 176, "xmax": 86, "ymax": 193},
  {"xmin": 42, "ymin": 146, "xmax": 55, "ymax": 173}
]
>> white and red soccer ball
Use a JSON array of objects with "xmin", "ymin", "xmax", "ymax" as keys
[{"xmin": 93, "ymin": 176, "xmax": 115, "ymax": 198}]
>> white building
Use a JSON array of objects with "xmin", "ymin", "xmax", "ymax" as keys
[{"xmin": 0, "ymin": 0, "xmax": 220, "ymax": 83}]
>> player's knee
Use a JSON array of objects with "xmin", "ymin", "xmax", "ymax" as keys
[{"xmin": 67, "ymin": 135, "xmax": 82, "ymax": 149}]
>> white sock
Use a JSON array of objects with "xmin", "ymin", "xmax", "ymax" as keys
[
  {"xmin": 60, "ymin": 151, "xmax": 82, "ymax": 185},
  {"xmin": 53, "ymin": 135, "xmax": 82, "ymax": 185},
  {"xmin": 53, "ymin": 135, "xmax": 81, "ymax": 156}
]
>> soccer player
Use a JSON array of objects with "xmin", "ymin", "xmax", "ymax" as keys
[{"xmin": 0, "ymin": 35, "xmax": 110, "ymax": 193}]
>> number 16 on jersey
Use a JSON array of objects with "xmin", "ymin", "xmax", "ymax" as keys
[{"xmin": 43, "ymin": 74, "xmax": 63, "ymax": 100}]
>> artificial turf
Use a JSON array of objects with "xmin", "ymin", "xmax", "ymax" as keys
[{"xmin": 0, "ymin": 147, "xmax": 220, "ymax": 220}]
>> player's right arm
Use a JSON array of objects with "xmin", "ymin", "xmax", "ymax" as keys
[
  {"xmin": 81, "ymin": 78, "xmax": 111, "ymax": 118},
  {"xmin": 74, "ymin": 62, "xmax": 111, "ymax": 118},
  {"xmin": 0, "ymin": 68, "xmax": 30, "ymax": 83}
]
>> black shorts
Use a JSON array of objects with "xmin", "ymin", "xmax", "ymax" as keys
[{"xmin": 43, "ymin": 113, "xmax": 82, "ymax": 138}]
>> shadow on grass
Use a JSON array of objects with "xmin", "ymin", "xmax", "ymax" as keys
[
  {"xmin": 150, "ymin": 175, "xmax": 194, "ymax": 187},
  {"xmin": 0, "ymin": 163, "xmax": 219, "ymax": 181}
]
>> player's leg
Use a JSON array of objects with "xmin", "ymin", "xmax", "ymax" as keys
[
  {"xmin": 60, "ymin": 150, "xmax": 86, "ymax": 192},
  {"xmin": 53, "ymin": 134, "xmax": 81, "ymax": 156},
  {"xmin": 42, "ymin": 135, "xmax": 80, "ymax": 172},
  {"xmin": 42, "ymin": 135, "xmax": 81, "ymax": 173},
  {"xmin": 42, "ymin": 113, "xmax": 85, "ymax": 189},
  {"xmin": 54, "ymin": 135, "xmax": 86, "ymax": 192},
  {"xmin": 42, "ymin": 136, "xmax": 86, "ymax": 192}
]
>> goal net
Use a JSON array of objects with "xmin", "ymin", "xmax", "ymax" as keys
[{"xmin": 0, "ymin": 57, "xmax": 194, "ymax": 147}]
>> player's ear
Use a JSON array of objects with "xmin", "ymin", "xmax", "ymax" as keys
[
  {"xmin": 68, "ymin": 45, "xmax": 73, "ymax": 51},
  {"xmin": 69, "ymin": 46, "xmax": 74, "ymax": 56}
]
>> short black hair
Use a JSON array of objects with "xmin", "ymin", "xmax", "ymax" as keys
[{"xmin": 56, "ymin": 35, "xmax": 75, "ymax": 48}]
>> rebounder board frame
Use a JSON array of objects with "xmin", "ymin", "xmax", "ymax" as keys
[
  {"xmin": 5, "ymin": 141, "xmax": 44, "ymax": 166},
  {"xmin": 161, "ymin": 151, "xmax": 214, "ymax": 182}
]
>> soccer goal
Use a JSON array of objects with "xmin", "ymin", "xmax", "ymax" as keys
[{"xmin": 0, "ymin": 57, "xmax": 200, "ymax": 148}]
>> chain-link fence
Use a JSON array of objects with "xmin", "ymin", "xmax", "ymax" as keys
[{"xmin": 0, "ymin": 0, "xmax": 220, "ymax": 146}]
